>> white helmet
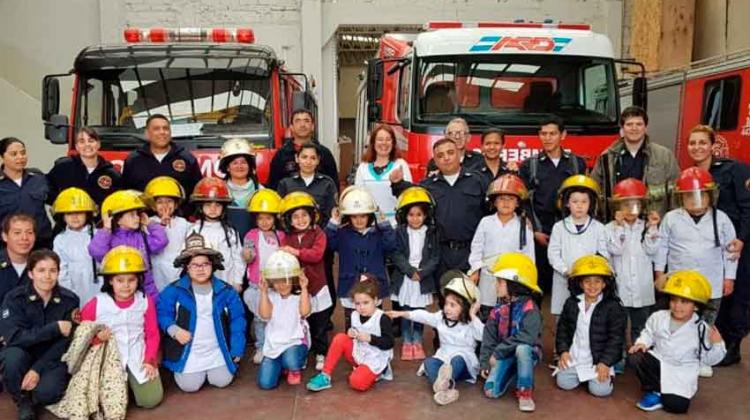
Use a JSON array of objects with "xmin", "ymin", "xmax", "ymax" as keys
[
  {"xmin": 339, "ymin": 186, "xmax": 378, "ymax": 215},
  {"xmin": 262, "ymin": 250, "xmax": 301, "ymax": 284}
]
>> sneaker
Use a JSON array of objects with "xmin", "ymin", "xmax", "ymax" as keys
[
  {"xmin": 699, "ymin": 365, "xmax": 714, "ymax": 378},
  {"xmin": 516, "ymin": 388, "xmax": 535, "ymax": 412},
  {"xmin": 287, "ymin": 370, "xmax": 302, "ymax": 385},
  {"xmin": 252, "ymin": 349, "xmax": 264, "ymax": 365},
  {"xmin": 306, "ymin": 373, "xmax": 332, "ymax": 392},
  {"xmin": 401, "ymin": 343, "xmax": 414, "ymax": 361},
  {"xmin": 416, "ymin": 363, "xmax": 426, "ymax": 377},
  {"xmin": 636, "ymin": 392, "xmax": 663, "ymax": 411},
  {"xmin": 412, "ymin": 343, "xmax": 426, "ymax": 360},
  {"xmin": 315, "ymin": 354, "xmax": 326, "ymax": 371},
  {"xmin": 433, "ymin": 389, "xmax": 460, "ymax": 406},
  {"xmin": 433, "ymin": 363, "xmax": 453, "ymax": 393}
]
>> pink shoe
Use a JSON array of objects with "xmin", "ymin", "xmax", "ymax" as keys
[
  {"xmin": 401, "ymin": 343, "xmax": 414, "ymax": 361},
  {"xmin": 287, "ymin": 370, "xmax": 302, "ymax": 385},
  {"xmin": 412, "ymin": 343, "xmax": 426, "ymax": 360}
]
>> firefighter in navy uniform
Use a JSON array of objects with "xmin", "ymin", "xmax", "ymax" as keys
[
  {"xmin": 121, "ymin": 114, "xmax": 202, "ymax": 214},
  {"xmin": 424, "ymin": 117, "xmax": 484, "ymax": 177},
  {"xmin": 518, "ymin": 117, "xmax": 586, "ymax": 294},
  {"xmin": 0, "ymin": 250, "xmax": 79, "ymax": 420}
]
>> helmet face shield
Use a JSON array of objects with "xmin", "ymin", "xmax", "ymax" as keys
[
  {"xmin": 617, "ymin": 198, "xmax": 643, "ymax": 216},
  {"xmin": 679, "ymin": 190, "xmax": 711, "ymax": 213},
  {"xmin": 267, "ymin": 276, "xmax": 299, "ymax": 287}
]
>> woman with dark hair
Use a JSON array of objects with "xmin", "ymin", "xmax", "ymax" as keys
[
  {"xmin": 0, "ymin": 213, "xmax": 36, "ymax": 303},
  {"xmin": 354, "ymin": 124, "xmax": 412, "ymax": 224},
  {"xmin": 0, "ymin": 137, "xmax": 52, "ymax": 248},
  {"xmin": 687, "ymin": 124, "xmax": 750, "ymax": 366},
  {"xmin": 0, "ymin": 249, "xmax": 79, "ymax": 420},
  {"xmin": 46, "ymin": 127, "xmax": 122, "ymax": 207},
  {"xmin": 219, "ymin": 138, "xmax": 260, "ymax": 240}
]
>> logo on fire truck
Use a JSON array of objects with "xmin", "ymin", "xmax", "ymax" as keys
[{"xmin": 469, "ymin": 36, "xmax": 572, "ymax": 52}]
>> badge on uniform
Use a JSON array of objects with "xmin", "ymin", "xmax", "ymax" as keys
[
  {"xmin": 97, "ymin": 175, "xmax": 113, "ymax": 189},
  {"xmin": 173, "ymin": 159, "xmax": 186, "ymax": 172},
  {"xmin": 53, "ymin": 297, "xmax": 61, "ymax": 304},
  {"xmin": 1, "ymin": 308, "xmax": 10, "ymax": 319}
]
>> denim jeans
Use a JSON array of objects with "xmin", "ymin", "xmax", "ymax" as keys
[
  {"xmin": 484, "ymin": 344, "xmax": 537, "ymax": 397},
  {"xmin": 424, "ymin": 356, "xmax": 471, "ymax": 384},
  {"xmin": 256, "ymin": 344, "xmax": 308, "ymax": 390},
  {"xmin": 253, "ymin": 316, "xmax": 266, "ymax": 350},
  {"xmin": 401, "ymin": 306, "xmax": 425, "ymax": 344}
]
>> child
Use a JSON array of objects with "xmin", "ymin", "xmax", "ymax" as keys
[
  {"xmin": 469, "ymin": 174, "xmax": 535, "ymax": 318},
  {"xmin": 388, "ymin": 273, "xmax": 483, "ymax": 406},
  {"xmin": 52, "ymin": 187, "xmax": 100, "ymax": 305},
  {"xmin": 306, "ymin": 275, "xmax": 394, "ymax": 392},
  {"xmin": 243, "ymin": 189, "xmax": 287, "ymax": 364},
  {"xmin": 480, "ymin": 252, "xmax": 543, "ymax": 412},
  {"xmin": 220, "ymin": 138, "xmax": 260, "ymax": 240},
  {"xmin": 80, "ymin": 246, "xmax": 163, "ymax": 409},
  {"xmin": 554, "ymin": 255, "xmax": 626, "ymax": 398},
  {"xmin": 189, "ymin": 177, "xmax": 245, "ymax": 292},
  {"xmin": 279, "ymin": 191, "xmax": 331, "ymax": 371},
  {"xmin": 157, "ymin": 233, "xmax": 247, "ymax": 393},
  {"xmin": 628, "ymin": 270, "xmax": 726, "ymax": 413},
  {"xmin": 256, "ymin": 250, "xmax": 311, "ymax": 389},
  {"xmin": 548, "ymin": 175, "xmax": 609, "ymax": 317},
  {"xmin": 654, "ymin": 167, "xmax": 736, "ymax": 377},
  {"xmin": 326, "ymin": 186, "xmax": 397, "ymax": 326},
  {"xmin": 89, "ymin": 190, "xmax": 168, "ymax": 300},
  {"xmin": 605, "ymin": 178, "xmax": 660, "ymax": 346},
  {"xmin": 390, "ymin": 186, "xmax": 440, "ymax": 361},
  {"xmin": 144, "ymin": 176, "xmax": 191, "ymax": 291}
]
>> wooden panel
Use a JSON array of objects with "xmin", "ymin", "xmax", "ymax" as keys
[{"xmin": 630, "ymin": 0, "xmax": 696, "ymax": 71}]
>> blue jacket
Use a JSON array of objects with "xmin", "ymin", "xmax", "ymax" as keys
[
  {"xmin": 0, "ymin": 249, "xmax": 28, "ymax": 305},
  {"xmin": 326, "ymin": 221, "xmax": 397, "ymax": 298},
  {"xmin": 0, "ymin": 169, "xmax": 52, "ymax": 243},
  {"xmin": 156, "ymin": 275, "xmax": 247, "ymax": 374}
]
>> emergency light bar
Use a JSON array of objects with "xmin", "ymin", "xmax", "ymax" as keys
[
  {"xmin": 123, "ymin": 27, "xmax": 255, "ymax": 43},
  {"xmin": 423, "ymin": 20, "xmax": 591, "ymax": 31}
]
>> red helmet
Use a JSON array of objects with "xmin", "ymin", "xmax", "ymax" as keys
[
  {"xmin": 190, "ymin": 178, "xmax": 232, "ymax": 203},
  {"xmin": 612, "ymin": 178, "xmax": 648, "ymax": 201},
  {"xmin": 674, "ymin": 167, "xmax": 717, "ymax": 193},
  {"xmin": 487, "ymin": 174, "xmax": 529, "ymax": 200}
]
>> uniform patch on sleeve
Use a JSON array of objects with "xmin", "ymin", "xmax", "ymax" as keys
[{"xmin": 2, "ymin": 308, "xmax": 10, "ymax": 319}]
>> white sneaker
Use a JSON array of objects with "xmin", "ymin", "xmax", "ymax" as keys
[
  {"xmin": 252, "ymin": 350, "xmax": 263, "ymax": 365},
  {"xmin": 315, "ymin": 354, "xmax": 325, "ymax": 371},
  {"xmin": 699, "ymin": 365, "xmax": 714, "ymax": 378}
]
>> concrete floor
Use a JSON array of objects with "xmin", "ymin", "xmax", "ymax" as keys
[{"xmin": 2, "ymin": 300, "xmax": 749, "ymax": 420}]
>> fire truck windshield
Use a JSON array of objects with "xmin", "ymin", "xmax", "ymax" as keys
[
  {"xmin": 415, "ymin": 54, "xmax": 618, "ymax": 129},
  {"xmin": 76, "ymin": 66, "xmax": 272, "ymax": 147}
]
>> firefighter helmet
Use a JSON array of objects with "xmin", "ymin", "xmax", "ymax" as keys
[
  {"xmin": 262, "ymin": 250, "xmax": 301, "ymax": 285},
  {"xmin": 248, "ymin": 189, "xmax": 283, "ymax": 214},
  {"xmin": 219, "ymin": 138, "xmax": 255, "ymax": 171},
  {"xmin": 557, "ymin": 175, "xmax": 601, "ymax": 211},
  {"xmin": 487, "ymin": 173, "xmax": 529, "ymax": 200},
  {"xmin": 190, "ymin": 177, "xmax": 232, "ymax": 203},
  {"xmin": 673, "ymin": 167, "xmax": 718, "ymax": 209},
  {"xmin": 280, "ymin": 191, "xmax": 320, "ymax": 223},
  {"xmin": 661, "ymin": 270, "xmax": 712, "ymax": 305},
  {"xmin": 52, "ymin": 187, "xmax": 97, "ymax": 215},
  {"xmin": 396, "ymin": 186, "xmax": 434, "ymax": 211},
  {"xmin": 144, "ymin": 176, "xmax": 185, "ymax": 205},
  {"xmin": 612, "ymin": 178, "xmax": 648, "ymax": 201},
  {"xmin": 100, "ymin": 245, "xmax": 147, "ymax": 275},
  {"xmin": 489, "ymin": 252, "xmax": 542, "ymax": 295},
  {"xmin": 441, "ymin": 272, "xmax": 479, "ymax": 304},
  {"xmin": 101, "ymin": 190, "xmax": 147, "ymax": 217},
  {"xmin": 568, "ymin": 255, "xmax": 614, "ymax": 279},
  {"xmin": 339, "ymin": 186, "xmax": 378, "ymax": 215}
]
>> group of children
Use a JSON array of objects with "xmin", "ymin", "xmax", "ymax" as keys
[{"xmin": 43, "ymin": 135, "xmax": 735, "ymax": 416}]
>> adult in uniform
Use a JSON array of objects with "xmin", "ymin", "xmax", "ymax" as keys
[
  {"xmin": 686, "ymin": 124, "xmax": 750, "ymax": 366},
  {"xmin": 46, "ymin": 127, "xmax": 122, "ymax": 207},
  {"xmin": 425, "ymin": 118, "xmax": 483, "ymax": 177},
  {"xmin": 121, "ymin": 114, "xmax": 202, "ymax": 214},
  {"xmin": 267, "ymin": 109, "xmax": 339, "ymax": 191},
  {"xmin": 518, "ymin": 117, "xmax": 586, "ymax": 294},
  {"xmin": 0, "ymin": 214, "xmax": 36, "ymax": 304},
  {"xmin": 476, "ymin": 128, "xmax": 512, "ymax": 183},
  {"xmin": 0, "ymin": 249, "xmax": 79, "ymax": 420}
]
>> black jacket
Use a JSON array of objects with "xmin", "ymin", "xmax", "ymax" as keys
[
  {"xmin": 46, "ymin": 155, "xmax": 122, "ymax": 206},
  {"xmin": 555, "ymin": 295, "xmax": 626, "ymax": 367},
  {"xmin": 267, "ymin": 139, "xmax": 339, "ymax": 191},
  {"xmin": 0, "ymin": 169, "xmax": 52, "ymax": 243},
  {"xmin": 0, "ymin": 283, "xmax": 79, "ymax": 373},
  {"xmin": 277, "ymin": 172, "xmax": 338, "ymax": 225},
  {"xmin": 390, "ymin": 225, "xmax": 440, "ymax": 295},
  {"xmin": 710, "ymin": 158, "xmax": 750, "ymax": 243},
  {"xmin": 0, "ymin": 250, "xmax": 28, "ymax": 305}
]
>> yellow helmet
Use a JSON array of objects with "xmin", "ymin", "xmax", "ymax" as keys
[
  {"xmin": 557, "ymin": 175, "xmax": 601, "ymax": 210},
  {"xmin": 442, "ymin": 273, "xmax": 480, "ymax": 304},
  {"xmin": 219, "ymin": 138, "xmax": 255, "ymax": 169},
  {"xmin": 101, "ymin": 190, "xmax": 147, "ymax": 217},
  {"xmin": 661, "ymin": 270, "xmax": 712, "ymax": 304},
  {"xmin": 489, "ymin": 252, "xmax": 542, "ymax": 294},
  {"xmin": 100, "ymin": 245, "xmax": 147, "ymax": 275},
  {"xmin": 280, "ymin": 191, "xmax": 319, "ymax": 222},
  {"xmin": 568, "ymin": 255, "xmax": 613, "ymax": 279},
  {"xmin": 396, "ymin": 186, "xmax": 434, "ymax": 211},
  {"xmin": 262, "ymin": 250, "xmax": 301, "ymax": 285},
  {"xmin": 339, "ymin": 186, "xmax": 378, "ymax": 215},
  {"xmin": 144, "ymin": 176, "xmax": 185, "ymax": 206},
  {"xmin": 248, "ymin": 189, "xmax": 283, "ymax": 214},
  {"xmin": 52, "ymin": 187, "xmax": 97, "ymax": 215}
]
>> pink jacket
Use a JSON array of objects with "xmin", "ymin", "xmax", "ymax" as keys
[{"xmin": 244, "ymin": 228, "xmax": 285, "ymax": 285}]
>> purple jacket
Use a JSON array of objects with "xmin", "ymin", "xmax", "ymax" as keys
[{"xmin": 88, "ymin": 223, "xmax": 168, "ymax": 298}]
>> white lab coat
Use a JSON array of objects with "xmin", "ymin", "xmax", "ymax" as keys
[
  {"xmin": 468, "ymin": 214, "xmax": 535, "ymax": 307},
  {"xmin": 606, "ymin": 219, "xmax": 659, "ymax": 308},
  {"xmin": 190, "ymin": 220, "xmax": 245, "ymax": 287},
  {"xmin": 150, "ymin": 216, "xmax": 191, "ymax": 291},
  {"xmin": 635, "ymin": 310, "xmax": 726, "ymax": 398},
  {"xmin": 354, "ymin": 159, "xmax": 412, "ymax": 225},
  {"xmin": 548, "ymin": 216, "xmax": 609, "ymax": 315},
  {"xmin": 655, "ymin": 208, "xmax": 737, "ymax": 299},
  {"xmin": 53, "ymin": 227, "xmax": 100, "ymax": 306}
]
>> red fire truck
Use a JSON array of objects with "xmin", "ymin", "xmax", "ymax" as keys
[
  {"xmin": 356, "ymin": 21, "xmax": 647, "ymax": 181},
  {"xmin": 620, "ymin": 49, "xmax": 750, "ymax": 168},
  {"xmin": 41, "ymin": 27, "xmax": 316, "ymax": 183}
]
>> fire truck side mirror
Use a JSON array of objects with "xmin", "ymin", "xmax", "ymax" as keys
[
  {"xmin": 367, "ymin": 59, "xmax": 384, "ymax": 102},
  {"xmin": 44, "ymin": 114, "xmax": 69, "ymax": 145},
  {"xmin": 633, "ymin": 76, "xmax": 648, "ymax": 111},
  {"xmin": 42, "ymin": 76, "xmax": 60, "ymax": 121}
]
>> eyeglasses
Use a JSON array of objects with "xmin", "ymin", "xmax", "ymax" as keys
[
  {"xmin": 445, "ymin": 131, "xmax": 469, "ymax": 138},
  {"xmin": 188, "ymin": 262, "xmax": 212, "ymax": 270}
]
